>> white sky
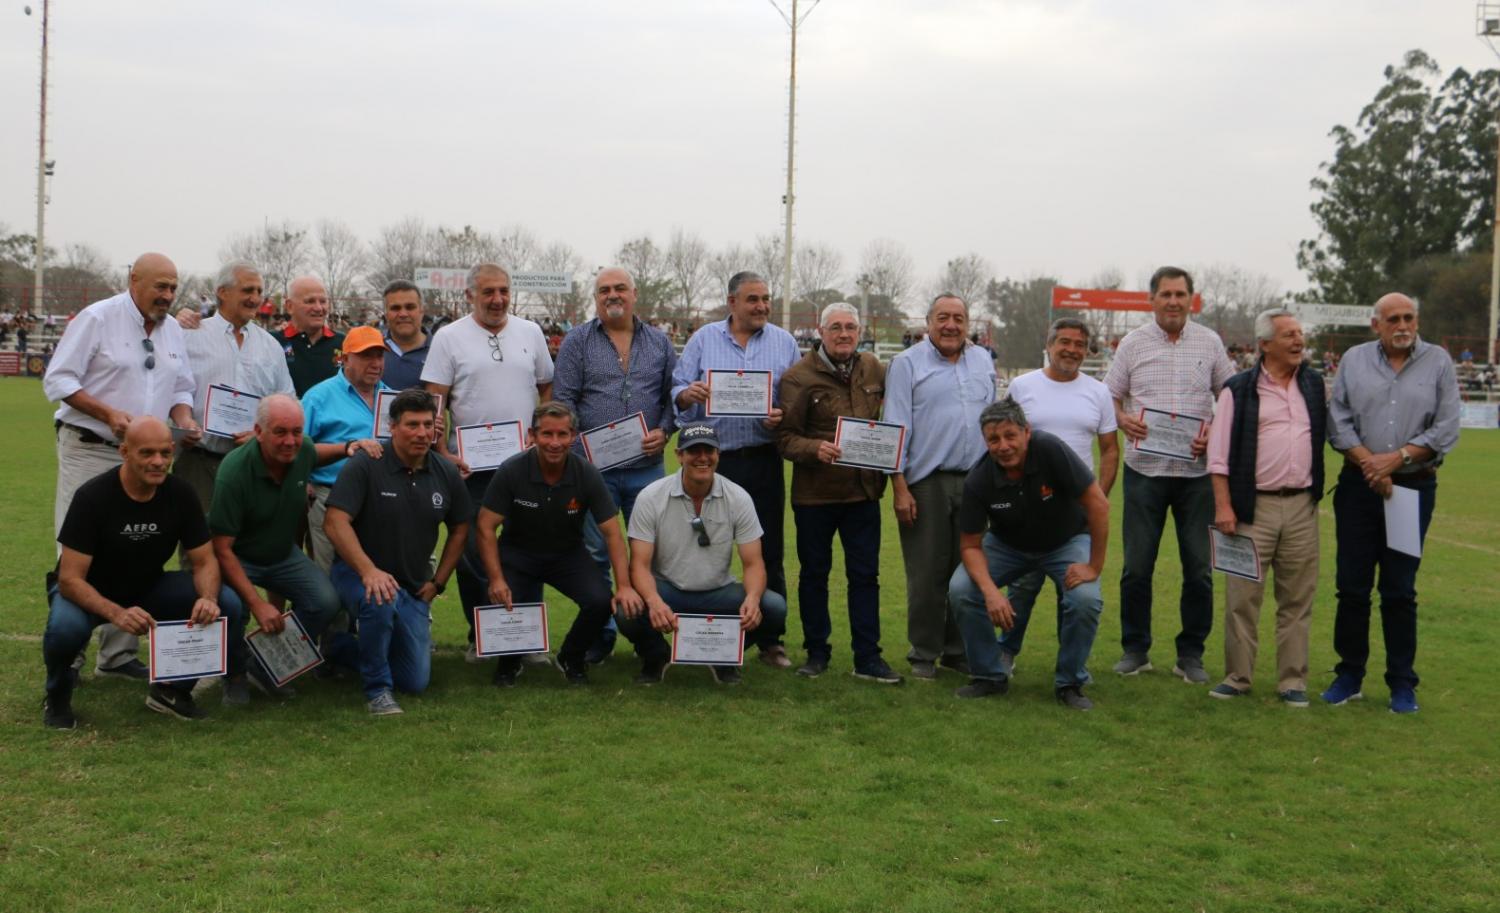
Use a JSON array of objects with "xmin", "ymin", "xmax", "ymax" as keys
[{"xmin": 0, "ymin": 0, "xmax": 1488, "ymax": 298}]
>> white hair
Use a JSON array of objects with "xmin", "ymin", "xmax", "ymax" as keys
[
  {"xmin": 819, "ymin": 302, "xmax": 860, "ymax": 327},
  {"xmin": 1253, "ymin": 308, "xmax": 1298, "ymax": 342}
]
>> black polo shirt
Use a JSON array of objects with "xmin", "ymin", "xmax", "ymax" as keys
[
  {"xmin": 481, "ymin": 449, "xmax": 616, "ymax": 553},
  {"xmin": 958, "ymin": 430, "xmax": 1094, "ymax": 553},
  {"xmin": 282, "ymin": 325, "xmax": 346, "ymax": 397},
  {"xmin": 326, "ymin": 448, "xmax": 472, "ymax": 592}
]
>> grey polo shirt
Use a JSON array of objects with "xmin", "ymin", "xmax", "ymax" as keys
[
  {"xmin": 1329, "ymin": 336, "xmax": 1461, "ymax": 470},
  {"xmin": 628, "ymin": 470, "xmax": 762, "ymax": 591}
]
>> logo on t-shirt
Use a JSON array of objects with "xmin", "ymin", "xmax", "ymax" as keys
[
  {"xmin": 1040, "ymin": 484, "xmax": 1054, "ymax": 501},
  {"xmin": 431, "ymin": 492, "xmax": 444, "ymax": 508},
  {"xmin": 989, "ymin": 501, "xmax": 1012, "ymax": 511},
  {"xmin": 120, "ymin": 522, "xmax": 159, "ymax": 541},
  {"xmin": 566, "ymin": 498, "xmax": 581, "ymax": 513}
]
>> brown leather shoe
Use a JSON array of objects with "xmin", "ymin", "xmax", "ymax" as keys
[{"xmin": 758, "ymin": 645, "xmax": 792, "ymax": 669}]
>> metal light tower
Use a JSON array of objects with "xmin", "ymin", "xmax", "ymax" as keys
[
  {"xmin": 26, "ymin": 1, "xmax": 51, "ymax": 317},
  {"xmin": 1478, "ymin": 4, "xmax": 1500, "ymax": 362},
  {"xmin": 768, "ymin": 0, "xmax": 820, "ymax": 327}
]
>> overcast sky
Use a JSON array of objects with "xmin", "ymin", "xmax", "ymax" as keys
[{"xmin": 0, "ymin": 0, "xmax": 1488, "ymax": 301}]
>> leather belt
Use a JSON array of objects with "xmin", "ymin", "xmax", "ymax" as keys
[
  {"xmin": 1256, "ymin": 487, "xmax": 1309, "ymax": 497},
  {"xmin": 55, "ymin": 420, "xmax": 113, "ymax": 446},
  {"xmin": 1395, "ymin": 468, "xmax": 1437, "ymax": 482}
]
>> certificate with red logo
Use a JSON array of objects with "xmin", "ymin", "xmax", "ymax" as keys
[
  {"xmin": 203, "ymin": 384, "xmax": 260, "ymax": 439},
  {"xmin": 1135, "ymin": 408, "xmax": 1205, "ymax": 462},
  {"xmin": 455, "ymin": 420, "xmax": 525, "ymax": 471},
  {"xmin": 580, "ymin": 411, "xmax": 649, "ymax": 471},
  {"xmin": 832, "ymin": 416, "xmax": 906, "ymax": 472},
  {"xmin": 148, "ymin": 618, "xmax": 228, "ymax": 683},
  {"xmin": 705, "ymin": 369, "xmax": 772, "ymax": 417},
  {"xmin": 474, "ymin": 603, "xmax": 550, "ymax": 657},
  {"xmin": 1209, "ymin": 527, "xmax": 1262, "ymax": 582},
  {"xmin": 671, "ymin": 613, "xmax": 745, "ymax": 666}
]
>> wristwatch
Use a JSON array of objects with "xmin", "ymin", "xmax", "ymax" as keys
[
  {"xmin": 1399, "ymin": 446, "xmax": 1413, "ymax": 467},
  {"xmin": 428, "ymin": 579, "xmax": 446, "ymax": 596}
]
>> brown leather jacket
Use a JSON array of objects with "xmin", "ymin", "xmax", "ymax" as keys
[{"xmin": 776, "ymin": 349, "xmax": 887, "ymax": 505}]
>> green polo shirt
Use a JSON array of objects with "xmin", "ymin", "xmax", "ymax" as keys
[
  {"xmin": 208, "ymin": 437, "xmax": 318, "ymax": 565},
  {"xmin": 282, "ymin": 325, "xmax": 346, "ymax": 397}
]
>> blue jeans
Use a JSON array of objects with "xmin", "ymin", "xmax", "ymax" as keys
[
  {"xmin": 43, "ymin": 572, "xmax": 245, "ymax": 697},
  {"xmin": 998, "ymin": 570, "xmax": 1047, "ymax": 657},
  {"xmin": 1332, "ymin": 467, "xmax": 1436, "ymax": 690},
  {"xmin": 238, "ymin": 547, "xmax": 340, "ymax": 639},
  {"xmin": 1119, "ymin": 466, "xmax": 1215, "ymax": 659},
  {"xmin": 615, "ymin": 577, "xmax": 789, "ymax": 664},
  {"xmin": 332, "ymin": 560, "xmax": 431, "ymax": 699},
  {"xmin": 792, "ymin": 500, "xmax": 883, "ymax": 666},
  {"xmin": 948, "ymin": 533, "xmax": 1102, "ymax": 688},
  {"xmin": 580, "ymin": 461, "xmax": 664, "ymax": 645}
]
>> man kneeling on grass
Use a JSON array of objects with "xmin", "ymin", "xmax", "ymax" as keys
[
  {"xmin": 324, "ymin": 389, "xmax": 471, "ymax": 716},
  {"xmin": 947, "ymin": 399, "xmax": 1110, "ymax": 710},
  {"xmin": 42, "ymin": 417, "xmax": 246, "ymax": 728},
  {"xmin": 474, "ymin": 401, "xmax": 647, "ymax": 688},
  {"xmin": 619, "ymin": 423, "xmax": 789, "ymax": 685}
]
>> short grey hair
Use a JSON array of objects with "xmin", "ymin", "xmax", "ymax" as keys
[
  {"xmin": 928, "ymin": 292, "xmax": 968, "ymax": 317},
  {"xmin": 594, "ymin": 266, "xmax": 636, "ymax": 290},
  {"xmin": 818, "ymin": 302, "xmax": 860, "ymax": 327},
  {"xmin": 467, "ymin": 263, "xmax": 510, "ymax": 291},
  {"xmin": 531, "ymin": 400, "xmax": 578, "ymax": 430},
  {"xmin": 1046, "ymin": 317, "xmax": 1091, "ymax": 346},
  {"xmin": 727, "ymin": 271, "xmax": 765, "ymax": 297},
  {"xmin": 255, "ymin": 393, "xmax": 303, "ymax": 429},
  {"xmin": 979, "ymin": 397, "xmax": 1028, "ymax": 431},
  {"xmin": 1253, "ymin": 307, "xmax": 1299, "ymax": 342},
  {"xmin": 216, "ymin": 260, "xmax": 260, "ymax": 292}
]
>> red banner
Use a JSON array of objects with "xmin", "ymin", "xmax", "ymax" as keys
[
  {"xmin": 0, "ymin": 353, "xmax": 21, "ymax": 376},
  {"xmin": 1051, "ymin": 286, "xmax": 1202, "ymax": 313}
]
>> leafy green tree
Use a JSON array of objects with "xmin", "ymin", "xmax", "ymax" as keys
[{"xmin": 983, "ymin": 276, "xmax": 1057, "ymax": 371}]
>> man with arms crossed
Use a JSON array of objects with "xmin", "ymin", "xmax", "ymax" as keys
[
  {"xmin": 1323, "ymin": 293, "xmax": 1460, "ymax": 714},
  {"xmin": 1103, "ymin": 266, "xmax": 1234, "ymax": 684},
  {"xmin": 324, "ymin": 390, "xmax": 472, "ymax": 716},
  {"xmin": 947, "ymin": 400, "xmax": 1110, "ymax": 709},
  {"xmin": 42, "ymin": 417, "xmax": 244, "ymax": 728}
]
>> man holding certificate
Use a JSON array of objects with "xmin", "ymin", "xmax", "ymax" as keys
[
  {"xmin": 1206, "ymin": 310, "xmax": 1326, "ymax": 707},
  {"xmin": 324, "ymin": 389, "xmax": 472, "ymax": 716},
  {"xmin": 671, "ymin": 271, "xmax": 799, "ymax": 670},
  {"xmin": 776, "ymin": 302, "xmax": 901, "ymax": 684},
  {"xmin": 621, "ymin": 423, "xmax": 789, "ymax": 685},
  {"xmin": 474, "ymin": 402, "xmax": 646, "ymax": 688},
  {"xmin": 41, "ymin": 417, "xmax": 245, "ymax": 729},
  {"xmin": 1324, "ymin": 293, "xmax": 1460, "ymax": 714},
  {"xmin": 947, "ymin": 400, "xmax": 1110, "ymax": 709},
  {"xmin": 1103, "ymin": 266, "xmax": 1234, "ymax": 684}
]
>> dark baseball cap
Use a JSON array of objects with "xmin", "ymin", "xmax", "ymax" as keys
[{"xmin": 676, "ymin": 423, "xmax": 720, "ymax": 451}]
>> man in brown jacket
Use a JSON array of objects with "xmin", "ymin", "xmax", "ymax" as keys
[{"xmin": 777, "ymin": 302, "xmax": 901, "ymax": 683}]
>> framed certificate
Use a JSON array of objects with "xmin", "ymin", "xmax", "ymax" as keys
[
  {"xmin": 832, "ymin": 416, "xmax": 906, "ymax": 472},
  {"xmin": 671, "ymin": 613, "xmax": 746, "ymax": 666},
  {"xmin": 474, "ymin": 603, "xmax": 550, "ymax": 657},
  {"xmin": 580, "ymin": 411, "xmax": 648, "ymax": 471},
  {"xmin": 455, "ymin": 420, "xmax": 526, "ymax": 471},
  {"xmin": 1135, "ymin": 408, "xmax": 1206, "ymax": 461},
  {"xmin": 705, "ymin": 369, "xmax": 773, "ymax": 417},
  {"xmin": 374, "ymin": 390, "xmax": 443, "ymax": 439},
  {"xmin": 148, "ymin": 618, "xmax": 229, "ymax": 683},
  {"xmin": 245, "ymin": 612, "xmax": 323, "ymax": 686},
  {"xmin": 1209, "ymin": 528, "xmax": 1262, "ymax": 582},
  {"xmin": 203, "ymin": 384, "xmax": 261, "ymax": 439}
]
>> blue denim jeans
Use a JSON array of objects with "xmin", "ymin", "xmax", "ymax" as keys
[
  {"xmin": 43, "ymin": 571, "xmax": 245, "ymax": 697},
  {"xmin": 238, "ymin": 547, "xmax": 340, "ymax": 639},
  {"xmin": 332, "ymin": 560, "xmax": 432, "ymax": 699},
  {"xmin": 792, "ymin": 500, "xmax": 883, "ymax": 666},
  {"xmin": 580, "ymin": 461, "xmax": 664, "ymax": 645},
  {"xmin": 615, "ymin": 576, "xmax": 789, "ymax": 664},
  {"xmin": 1332, "ymin": 467, "xmax": 1436, "ymax": 690},
  {"xmin": 948, "ymin": 532, "xmax": 1102, "ymax": 688},
  {"xmin": 998, "ymin": 570, "xmax": 1047, "ymax": 657},
  {"xmin": 1119, "ymin": 466, "xmax": 1215, "ymax": 659}
]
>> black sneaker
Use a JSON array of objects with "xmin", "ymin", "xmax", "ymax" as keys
[
  {"xmin": 584, "ymin": 633, "xmax": 616, "ymax": 666},
  {"xmin": 146, "ymin": 684, "xmax": 207, "ymax": 720},
  {"xmin": 222, "ymin": 675, "xmax": 251, "ymax": 707},
  {"xmin": 796, "ymin": 655, "xmax": 830, "ymax": 678},
  {"xmin": 558, "ymin": 656, "xmax": 589, "ymax": 685},
  {"xmin": 43, "ymin": 693, "xmax": 76, "ymax": 730},
  {"xmin": 1055, "ymin": 685, "xmax": 1093, "ymax": 711},
  {"xmin": 853, "ymin": 658, "xmax": 904, "ymax": 684},
  {"xmin": 97, "ymin": 658, "xmax": 149, "ymax": 681},
  {"xmin": 493, "ymin": 658, "xmax": 522, "ymax": 688},
  {"xmin": 248, "ymin": 662, "xmax": 296, "ymax": 700},
  {"xmin": 954, "ymin": 677, "xmax": 1009, "ymax": 699},
  {"xmin": 634, "ymin": 657, "xmax": 668, "ymax": 685},
  {"xmin": 710, "ymin": 665, "xmax": 742, "ymax": 685},
  {"xmin": 939, "ymin": 655, "xmax": 971, "ymax": 676}
]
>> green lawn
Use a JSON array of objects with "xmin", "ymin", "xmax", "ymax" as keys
[{"xmin": 0, "ymin": 378, "xmax": 1496, "ymax": 912}]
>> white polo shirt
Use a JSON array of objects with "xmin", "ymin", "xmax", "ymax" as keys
[{"xmin": 420, "ymin": 313, "xmax": 555, "ymax": 429}]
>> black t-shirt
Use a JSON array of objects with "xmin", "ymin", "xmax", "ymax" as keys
[
  {"xmin": 481, "ymin": 450, "xmax": 616, "ymax": 553},
  {"xmin": 958, "ymin": 430, "xmax": 1094, "ymax": 552},
  {"xmin": 326, "ymin": 449, "xmax": 473, "ymax": 593},
  {"xmin": 57, "ymin": 469, "xmax": 210, "ymax": 606}
]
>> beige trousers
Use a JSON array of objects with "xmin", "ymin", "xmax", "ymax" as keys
[{"xmin": 1221, "ymin": 492, "xmax": 1319, "ymax": 692}]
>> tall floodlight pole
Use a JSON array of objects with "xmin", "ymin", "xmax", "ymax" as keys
[
  {"xmin": 27, "ymin": 1, "xmax": 51, "ymax": 318},
  {"xmin": 1479, "ymin": 4, "xmax": 1500, "ymax": 363},
  {"xmin": 768, "ymin": 0, "xmax": 820, "ymax": 328}
]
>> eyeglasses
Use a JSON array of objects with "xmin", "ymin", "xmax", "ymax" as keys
[
  {"xmin": 142, "ymin": 337, "xmax": 156, "ymax": 371},
  {"xmin": 689, "ymin": 515, "xmax": 710, "ymax": 547},
  {"xmin": 487, "ymin": 334, "xmax": 504, "ymax": 362}
]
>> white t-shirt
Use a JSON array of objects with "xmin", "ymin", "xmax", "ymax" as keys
[
  {"xmin": 420, "ymin": 313, "xmax": 555, "ymax": 428},
  {"xmin": 1006, "ymin": 369, "xmax": 1116, "ymax": 469}
]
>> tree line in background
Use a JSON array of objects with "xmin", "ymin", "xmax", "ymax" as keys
[{"xmin": 2, "ymin": 49, "xmax": 1495, "ymax": 367}]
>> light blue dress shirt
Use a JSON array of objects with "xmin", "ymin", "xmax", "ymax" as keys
[
  {"xmin": 302, "ymin": 372, "xmax": 393, "ymax": 486},
  {"xmin": 883, "ymin": 339, "xmax": 995, "ymax": 485},
  {"xmin": 671, "ymin": 318, "xmax": 800, "ymax": 452}
]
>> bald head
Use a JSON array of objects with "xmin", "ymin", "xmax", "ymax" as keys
[
  {"xmin": 286, "ymin": 276, "xmax": 330, "ymax": 335},
  {"xmin": 1371, "ymin": 292, "xmax": 1419, "ymax": 356},
  {"xmin": 1374, "ymin": 293, "xmax": 1417, "ymax": 318},
  {"xmin": 123, "ymin": 415, "xmax": 172, "ymax": 449},
  {"xmin": 118, "ymin": 415, "xmax": 175, "ymax": 491},
  {"xmin": 128, "ymin": 253, "xmax": 179, "ymax": 324},
  {"xmin": 255, "ymin": 393, "xmax": 307, "ymax": 468}
]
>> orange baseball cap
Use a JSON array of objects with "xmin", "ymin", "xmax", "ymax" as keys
[{"xmin": 343, "ymin": 326, "xmax": 385, "ymax": 354}]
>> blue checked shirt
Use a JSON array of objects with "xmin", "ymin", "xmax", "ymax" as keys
[
  {"xmin": 672, "ymin": 319, "xmax": 801, "ymax": 452},
  {"xmin": 553, "ymin": 317, "xmax": 678, "ymax": 468}
]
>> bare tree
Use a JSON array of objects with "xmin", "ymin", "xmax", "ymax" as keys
[
  {"xmin": 366, "ymin": 217, "xmax": 435, "ymax": 292},
  {"xmin": 794, "ymin": 242, "xmax": 845, "ymax": 299},
  {"xmin": 615, "ymin": 235, "xmax": 673, "ymax": 322},
  {"xmin": 492, "ymin": 225, "xmax": 539, "ymax": 273},
  {"xmin": 1194, "ymin": 263, "xmax": 1285, "ymax": 349},
  {"xmin": 929, "ymin": 252, "xmax": 992, "ymax": 312},
  {"xmin": 314, "ymin": 219, "xmax": 370, "ymax": 317},
  {"xmin": 529, "ymin": 240, "xmax": 587, "ymax": 325},
  {"xmin": 664, "ymin": 228, "xmax": 714, "ymax": 323},
  {"xmin": 858, "ymin": 238, "xmax": 916, "ymax": 315},
  {"xmin": 752, "ymin": 234, "xmax": 785, "ymax": 305}
]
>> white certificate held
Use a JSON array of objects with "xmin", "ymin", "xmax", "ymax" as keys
[
  {"xmin": 203, "ymin": 384, "xmax": 261, "ymax": 439},
  {"xmin": 246, "ymin": 612, "xmax": 323, "ymax": 686},
  {"xmin": 1209, "ymin": 527, "xmax": 1262, "ymax": 582},
  {"xmin": 456, "ymin": 420, "xmax": 525, "ymax": 471},
  {"xmin": 1383, "ymin": 486, "xmax": 1422, "ymax": 558},
  {"xmin": 474, "ymin": 603, "xmax": 550, "ymax": 657},
  {"xmin": 832, "ymin": 417, "xmax": 907, "ymax": 472},
  {"xmin": 374, "ymin": 390, "xmax": 444, "ymax": 439},
  {"xmin": 1135, "ymin": 408, "xmax": 1206, "ymax": 462},
  {"xmin": 581, "ymin": 411, "xmax": 648, "ymax": 471},
  {"xmin": 671, "ymin": 613, "xmax": 746, "ymax": 666},
  {"xmin": 148, "ymin": 618, "xmax": 228, "ymax": 683},
  {"xmin": 705, "ymin": 369, "xmax": 773, "ymax": 417}
]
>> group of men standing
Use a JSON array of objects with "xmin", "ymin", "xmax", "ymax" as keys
[{"xmin": 37, "ymin": 252, "xmax": 1462, "ymax": 729}]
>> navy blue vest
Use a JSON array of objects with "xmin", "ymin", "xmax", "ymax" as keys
[{"xmin": 1222, "ymin": 362, "xmax": 1326, "ymax": 525}]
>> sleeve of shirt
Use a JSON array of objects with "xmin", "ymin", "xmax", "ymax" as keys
[
  {"xmin": 957, "ymin": 466, "xmax": 989, "ymax": 535},
  {"xmin": 881, "ymin": 355, "xmax": 914, "ymax": 472},
  {"xmin": 169, "ymin": 332, "xmax": 198, "ymax": 409},
  {"xmin": 657, "ymin": 333, "xmax": 679, "ymax": 435},
  {"xmin": 1326, "ymin": 365, "xmax": 1360, "ymax": 452},
  {"xmin": 41, "ymin": 309, "xmax": 99, "ymax": 402},
  {"xmin": 1093, "ymin": 385, "xmax": 1119, "ymax": 434},
  {"xmin": 770, "ymin": 333, "xmax": 800, "ymax": 407},
  {"xmin": 582, "ymin": 465, "xmax": 618, "ymax": 523},
  {"xmin": 442, "ymin": 460, "xmax": 474, "ymax": 525},
  {"xmin": 730, "ymin": 488, "xmax": 765, "ymax": 544},
  {"xmin": 272, "ymin": 351, "xmax": 296, "ymax": 397},
  {"xmin": 551, "ymin": 330, "xmax": 584, "ymax": 410},
  {"xmin": 1057, "ymin": 439, "xmax": 1096, "ymax": 496},
  {"xmin": 418, "ymin": 331, "xmax": 454, "ymax": 387},
  {"xmin": 1102, "ymin": 339, "xmax": 1131, "ymax": 400},
  {"xmin": 775, "ymin": 365, "xmax": 823, "ymax": 464},
  {"xmin": 325, "ymin": 454, "xmax": 370, "ymax": 517},
  {"xmin": 670, "ymin": 331, "xmax": 705, "ymax": 423},
  {"xmin": 1410, "ymin": 352, "xmax": 1462, "ymax": 457},
  {"xmin": 628, "ymin": 492, "xmax": 659, "ymax": 543},
  {"xmin": 480, "ymin": 465, "xmax": 515, "ymax": 516},
  {"xmin": 207, "ymin": 465, "xmax": 246, "ymax": 537},
  {"xmin": 1210, "ymin": 343, "xmax": 1235, "ymax": 394},
  {"xmin": 177, "ymin": 484, "xmax": 211, "ymax": 551},
  {"xmin": 531, "ymin": 325, "xmax": 555, "ymax": 385},
  {"xmin": 57, "ymin": 484, "xmax": 101, "ymax": 555},
  {"xmin": 1206, "ymin": 388, "xmax": 1235, "ymax": 475}
]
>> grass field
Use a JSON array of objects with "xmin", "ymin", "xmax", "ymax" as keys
[{"xmin": 0, "ymin": 377, "xmax": 1496, "ymax": 912}]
